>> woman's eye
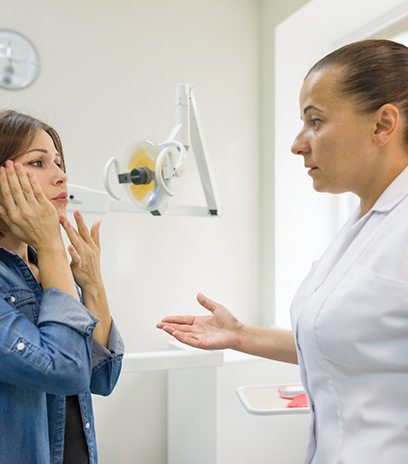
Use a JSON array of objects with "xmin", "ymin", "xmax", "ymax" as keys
[{"xmin": 29, "ymin": 160, "xmax": 43, "ymax": 168}]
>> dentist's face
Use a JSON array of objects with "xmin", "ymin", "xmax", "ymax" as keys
[{"xmin": 291, "ymin": 66, "xmax": 377, "ymax": 196}]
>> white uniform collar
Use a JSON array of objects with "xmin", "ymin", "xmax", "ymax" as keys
[{"xmin": 370, "ymin": 166, "xmax": 408, "ymax": 213}]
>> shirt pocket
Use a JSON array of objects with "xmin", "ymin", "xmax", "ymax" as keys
[
  {"xmin": 338, "ymin": 263, "xmax": 408, "ymax": 299},
  {"xmin": 1, "ymin": 289, "xmax": 52, "ymax": 373},
  {"xmin": 2, "ymin": 288, "xmax": 39, "ymax": 323},
  {"xmin": 315, "ymin": 263, "xmax": 408, "ymax": 372}
]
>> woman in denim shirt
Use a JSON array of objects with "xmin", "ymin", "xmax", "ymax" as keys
[{"xmin": 0, "ymin": 110, "xmax": 124, "ymax": 464}]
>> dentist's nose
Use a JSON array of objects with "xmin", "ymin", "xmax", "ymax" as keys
[{"xmin": 291, "ymin": 132, "xmax": 309, "ymax": 156}]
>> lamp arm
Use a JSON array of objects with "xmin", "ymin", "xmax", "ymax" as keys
[{"xmin": 189, "ymin": 88, "xmax": 220, "ymax": 215}]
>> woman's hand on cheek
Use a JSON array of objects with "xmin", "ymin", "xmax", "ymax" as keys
[
  {"xmin": 61, "ymin": 210, "xmax": 103, "ymax": 290},
  {"xmin": 0, "ymin": 161, "xmax": 61, "ymax": 248}
]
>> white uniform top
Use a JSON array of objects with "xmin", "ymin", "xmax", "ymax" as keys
[{"xmin": 291, "ymin": 167, "xmax": 408, "ymax": 464}]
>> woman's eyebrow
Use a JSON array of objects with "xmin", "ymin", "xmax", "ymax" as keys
[
  {"xmin": 22, "ymin": 148, "xmax": 61, "ymax": 159},
  {"xmin": 24, "ymin": 148, "xmax": 49, "ymax": 154}
]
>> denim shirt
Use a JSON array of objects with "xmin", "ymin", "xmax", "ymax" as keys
[{"xmin": 0, "ymin": 247, "xmax": 124, "ymax": 464}]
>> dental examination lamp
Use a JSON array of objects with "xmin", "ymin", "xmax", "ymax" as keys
[{"xmin": 68, "ymin": 84, "xmax": 220, "ymax": 217}]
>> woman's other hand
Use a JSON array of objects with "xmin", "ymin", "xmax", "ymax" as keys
[
  {"xmin": 60, "ymin": 210, "xmax": 102, "ymax": 290},
  {"xmin": 156, "ymin": 293, "xmax": 243, "ymax": 350},
  {"xmin": 61, "ymin": 210, "xmax": 113, "ymax": 347}
]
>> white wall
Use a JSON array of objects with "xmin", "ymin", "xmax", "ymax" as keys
[
  {"xmin": 259, "ymin": 0, "xmax": 311, "ymax": 326},
  {"xmin": 1, "ymin": 1, "xmax": 260, "ymax": 462},
  {"xmin": 274, "ymin": 0, "xmax": 408, "ymax": 328}
]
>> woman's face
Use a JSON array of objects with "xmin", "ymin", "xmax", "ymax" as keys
[
  {"xmin": 13, "ymin": 129, "xmax": 68, "ymax": 215},
  {"xmin": 291, "ymin": 66, "xmax": 380, "ymax": 196}
]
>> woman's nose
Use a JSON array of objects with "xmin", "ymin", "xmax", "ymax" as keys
[{"xmin": 54, "ymin": 167, "xmax": 68, "ymax": 185}]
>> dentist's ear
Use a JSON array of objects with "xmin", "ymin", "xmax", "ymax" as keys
[{"xmin": 372, "ymin": 103, "xmax": 400, "ymax": 147}]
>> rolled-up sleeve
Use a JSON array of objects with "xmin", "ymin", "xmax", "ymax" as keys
[
  {"xmin": 38, "ymin": 288, "xmax": 99, "ymax": 333},
  {"xmin": 90, "ymin": 320, "xmax": 124, "ymax": 396}
]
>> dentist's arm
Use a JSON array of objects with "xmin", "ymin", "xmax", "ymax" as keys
[{"xmin": 157, "ymin": 293, "xmax": 298, "ymax": 364}]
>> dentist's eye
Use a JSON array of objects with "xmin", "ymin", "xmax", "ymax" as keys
[{"xmin": 311, "ymin": 118, "xmax": 322, "ymax": 130}]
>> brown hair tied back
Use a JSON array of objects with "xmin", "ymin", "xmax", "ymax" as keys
[{"xmin": 308, "ymin": 39, "xmax": 408, "ymax": 145}]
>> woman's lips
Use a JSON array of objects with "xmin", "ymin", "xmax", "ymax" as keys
[{"xmin": 52, "ymin": 192, "xmax": 68, "ymax": 203}]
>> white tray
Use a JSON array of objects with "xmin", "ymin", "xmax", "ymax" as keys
[{"xmin": 236, "ymin": 384, "xmax": 310, "ymax": 416}]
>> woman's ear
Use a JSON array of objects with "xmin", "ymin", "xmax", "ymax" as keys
[{"xmin": 372, "ymin": 103, "xmax": 400, "ymax": 147}]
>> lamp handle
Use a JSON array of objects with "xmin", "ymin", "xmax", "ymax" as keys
[{"xmin": 103, "ymin": 157, "xmax": 122, "ymax": 200}]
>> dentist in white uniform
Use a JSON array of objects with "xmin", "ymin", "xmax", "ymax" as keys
[{"xmin": 157, "ymin": 38, "xmax": 408, "ymax": 464}]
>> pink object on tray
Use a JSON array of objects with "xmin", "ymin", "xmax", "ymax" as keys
[{"xmin": 287, "ymin": 393, "xmax": 308, "ymax": 408}]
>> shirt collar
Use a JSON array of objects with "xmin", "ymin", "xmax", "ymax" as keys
[
  {"xmin": 0, "ymin": 245, "xmax": 38, "ymax": 264},
  {"xmin": 370, "ymin": 166, "xmax": 408, "ymax": 213}
]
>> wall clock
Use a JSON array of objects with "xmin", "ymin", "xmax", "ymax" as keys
[{"xmin": 0, "ymin": 29, "xmax": 40, "ymax": 90}]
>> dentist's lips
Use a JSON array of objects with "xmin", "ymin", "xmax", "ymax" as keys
[{"xmin": 306, "ymin": 166, "xmax": 318, "ymax": 175}]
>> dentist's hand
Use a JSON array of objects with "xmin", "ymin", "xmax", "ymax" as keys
[
  {"xmin": 156, "ymin": 293, "xmax": 243, "ymax": 350},
  {"xmin": 0, "ymin": 161, "xmax": 62, "ymax": 248}
]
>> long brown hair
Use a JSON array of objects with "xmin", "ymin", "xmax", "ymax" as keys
[{"xmin": 0, "ymin": 110, "xmax": 66, "ymax": 171}]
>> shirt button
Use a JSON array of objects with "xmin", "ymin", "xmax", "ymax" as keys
[
  {"xmin": 16, "ymin": 342, "xmax": 25, "ymax": 351},
  {"xmin": 85, "ymin": 422, "xmax": 91, "ymax": 429},
  {"xmin": 9, "ymin": 296, "xmax": 16, "ymax": 303}
]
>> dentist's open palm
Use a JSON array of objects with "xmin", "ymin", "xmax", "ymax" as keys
[{"xmin": 157, "ymin": 293, "xmax": 243, "ymax": 350}]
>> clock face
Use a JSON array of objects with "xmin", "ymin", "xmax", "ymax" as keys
[{"xmin": 0, "ymin": 29, "xmax": 40, "ymax": 90}]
